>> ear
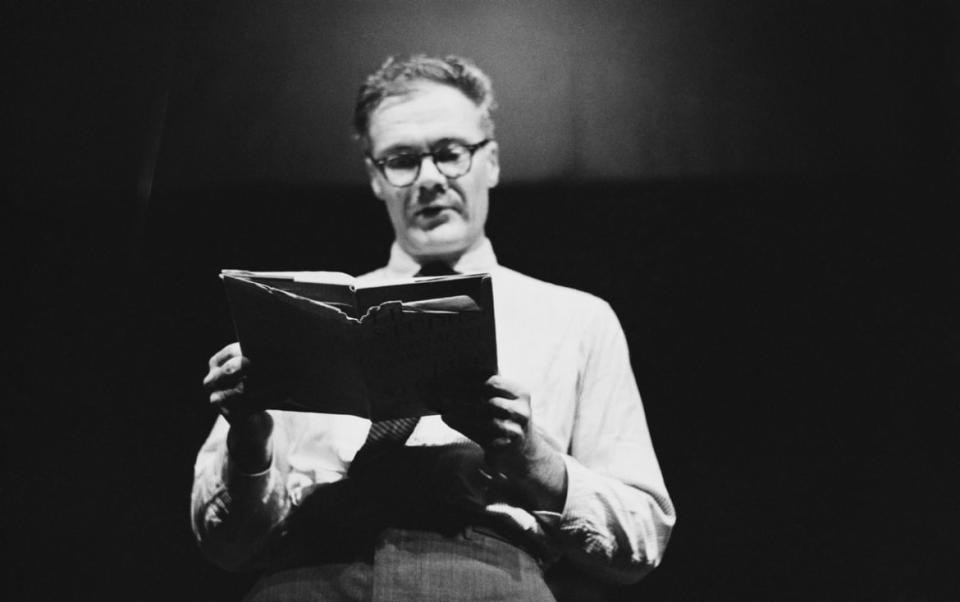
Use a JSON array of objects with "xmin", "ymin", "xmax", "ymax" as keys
[
  {"xmin": 485, "ymin": 141, "xmax": 500, "ymax": 188},
  {"xmin": 364, "ymin": 158, "xmax": 385, "ymax": 200}
]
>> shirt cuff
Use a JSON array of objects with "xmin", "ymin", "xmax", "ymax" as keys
[
  {"xmin": 531, "ymin": 453, "xmax": 588, "ymax": 530},
  {"xmin": 544, "ymin": 454, "xmax": 596, "ymax": 530},
  {"xmin": 222, "ymin": 445, "xmax": 276, "ymax": 501}
]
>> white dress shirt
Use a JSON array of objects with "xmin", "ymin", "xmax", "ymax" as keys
[{"xmin": 192, "ymin": 238, "xmax": 675, "ymax": 584}]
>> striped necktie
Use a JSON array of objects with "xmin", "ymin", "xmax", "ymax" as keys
[{"xmin": 348, "ymin": 260, "xmax": 458, "ymax": 475}]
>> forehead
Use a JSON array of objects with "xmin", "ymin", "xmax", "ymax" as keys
[{"xmin": 367, "ymin": 81, "xmax": 486, "ymax": 155}]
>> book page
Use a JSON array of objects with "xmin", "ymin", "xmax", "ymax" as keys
[
  {"xmin": 222, "ymin": 271, "xmax": 359, "ymax": 316},
  {"xmin": 221, "ymin": 269, "xmax": 356, "ymax": 286},
  {"xmin": 355, "ymin": 272, "xmax": 490, "ymax": 310},
  {"xmin": 401, "ymin": 295, "xmax": 481, "ymax": 313}
]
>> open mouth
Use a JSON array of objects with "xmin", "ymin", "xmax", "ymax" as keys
[{"xmin": 415, "ymin": 206, "xmax": 452, "ymax": 219}]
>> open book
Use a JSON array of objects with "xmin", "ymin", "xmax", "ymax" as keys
[{"xmin": 220, "ymin": 269, "xmax": 498, "ymax": 420}]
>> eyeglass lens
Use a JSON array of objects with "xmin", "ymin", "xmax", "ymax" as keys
[{"xmin": 382, "ymin": 143, "xmax": 477, "ymax": 186}]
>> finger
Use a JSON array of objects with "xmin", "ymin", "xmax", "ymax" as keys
[
  {"xmin": 485, "ymin": 419, "xmax": 528, "ymax": 465},
  {"xmin": 208, "ymin": 342, "xmax": 241, "ymax": 370},
  {"xmin": 211, "ymin": 383, "xmax": 248, "ymax": 423},
  {"xmin": 213, "ymin": 380, "xmax": 291, "ymax": 423},
  {"xmin": 210, "ymin": 381, "xmax": 245, "ymax": 408},
  {"xmin": 486, "ymin": 396, "xmax": 530, "ymax": 425},
  {"xmin": 489, "ymin": 436, "xmax": 513, "ymax": 449},
  {"xmin": 484, "ymin": 374, "xmax": 522, "ymax": 400},
  {"xmin": 444, "ymin": 396, "xmax": 528, "ymax": 433},
  {"xmin": 491, "ymin": 417, "xmax": 524, "ymax": 440},
  {"xmin": 442, "ymin": 409, "xmax": 524, "ymax": 448},
  {"xmin": 204, "ymin": 364, "xmax": 234, "ymax": 391},
  {"xmin": 204, "ymin": 355, "xmax": 249, "ymax": 390}
]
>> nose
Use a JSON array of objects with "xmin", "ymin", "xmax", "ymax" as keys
[{"xmin": 415, "ymin": 153, "xmax": 446, "ymax": 188}]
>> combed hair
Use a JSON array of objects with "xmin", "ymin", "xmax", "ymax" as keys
[{"xmin": 353, "ymin": 54, "xmax": 497, "ymax": 149}]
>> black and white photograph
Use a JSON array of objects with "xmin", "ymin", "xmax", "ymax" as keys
[{"xmin": 10, "ymin": 1, "xmax": 958, "ymax": 600}]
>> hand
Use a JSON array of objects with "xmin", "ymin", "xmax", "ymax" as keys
[
  {"xmin": 440, "ymin": 375, "xmax": 533, "ymax": 472},
  {"xmin": 203, "ymin": 342, "xmax": 253, "ymax": 422},
  {"xmin": 203, "ymin": 342, "xmax": 273, "ymax": 472},
  {"xmin": 441, "ymin": 375, "xmax": 567, "ymax": 511}
]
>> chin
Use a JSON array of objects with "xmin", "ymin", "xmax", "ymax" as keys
[{"xmin": 408, "ymin": 226, "xmax": 474, "ymax": 259}]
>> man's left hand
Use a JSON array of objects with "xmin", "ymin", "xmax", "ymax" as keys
[{"xmin": 441, "ymin": 374, "xmax": 567, "ymax": 511}]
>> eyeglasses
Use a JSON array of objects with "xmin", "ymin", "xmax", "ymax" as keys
[{"xmin": 368, "ymin": 139, "xmax": 493, "ymax": 188}]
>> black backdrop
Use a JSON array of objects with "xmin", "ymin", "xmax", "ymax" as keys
[{"xmin": 10, "ymin": 1, "xmax": 959, "ymax": 600}]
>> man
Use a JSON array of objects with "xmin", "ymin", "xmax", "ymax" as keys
[{"xmin": 194, "ymin": 55, "xmax": 675, "ymax": 601}]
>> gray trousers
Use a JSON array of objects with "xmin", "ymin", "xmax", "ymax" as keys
[{"xmin": 243, "ymin": 527, "xmax": 556, "ymax": 602}]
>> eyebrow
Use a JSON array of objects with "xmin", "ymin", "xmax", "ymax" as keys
[
  {"xmin": 378, "ymin": 137, "xmax": 468, "ymax": 157},
  {"xmin": 378, "ymin": 144, "xmax": 417, "ymax": 157}
]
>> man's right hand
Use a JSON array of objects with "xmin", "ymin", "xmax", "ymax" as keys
[
  {"xmin": 203, "ymin": 342, "xmax": 252, "ymax": 421},
  {"xmin": 203, "ymin": 342, "xmax": 273, "ymax": 473}
]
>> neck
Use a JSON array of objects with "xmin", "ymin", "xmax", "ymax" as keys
[{"xmin": 404, "ymin": 236, "xmax": 485, "ymax": 268}]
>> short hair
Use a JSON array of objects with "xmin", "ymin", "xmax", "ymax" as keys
[{"xmin": 353, "ymin": 54, "xmax": 497, "ymax": 150}]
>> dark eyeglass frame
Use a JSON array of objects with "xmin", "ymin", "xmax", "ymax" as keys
[{"xmin": 367, "ymin": 139, "xmax": 493, "ymax": 188}]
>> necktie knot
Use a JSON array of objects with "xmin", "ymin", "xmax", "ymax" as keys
[{"xmin": 415, "ymin": 261, "xmax": 458, "ymax": 277}]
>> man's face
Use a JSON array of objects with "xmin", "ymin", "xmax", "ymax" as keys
[{"xmin": 364, "ymin": 81, "xmax": 499, "ymax": 262}]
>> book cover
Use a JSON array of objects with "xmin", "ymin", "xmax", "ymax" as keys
[{"xmin": 220, "ymin": 270, "xmax": 498, "ymax": 420}]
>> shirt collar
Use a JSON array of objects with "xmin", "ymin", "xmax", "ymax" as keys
[{"xmin": 384, "ymin": 237, "xmax": 499, "ymax": 278}]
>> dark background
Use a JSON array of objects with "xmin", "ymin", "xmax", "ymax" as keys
[{"xmin": 9, "ymin": 1, "xmax": 958, "ymax": 600}]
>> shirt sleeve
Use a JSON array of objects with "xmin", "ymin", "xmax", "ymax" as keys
[
  {"xmin": 190, "ymin": 412, "xmax": 293, "ymax": 571},
  {"xmin": 542, "ymin": 300, "xmax": 676, "ymax": 584}
]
